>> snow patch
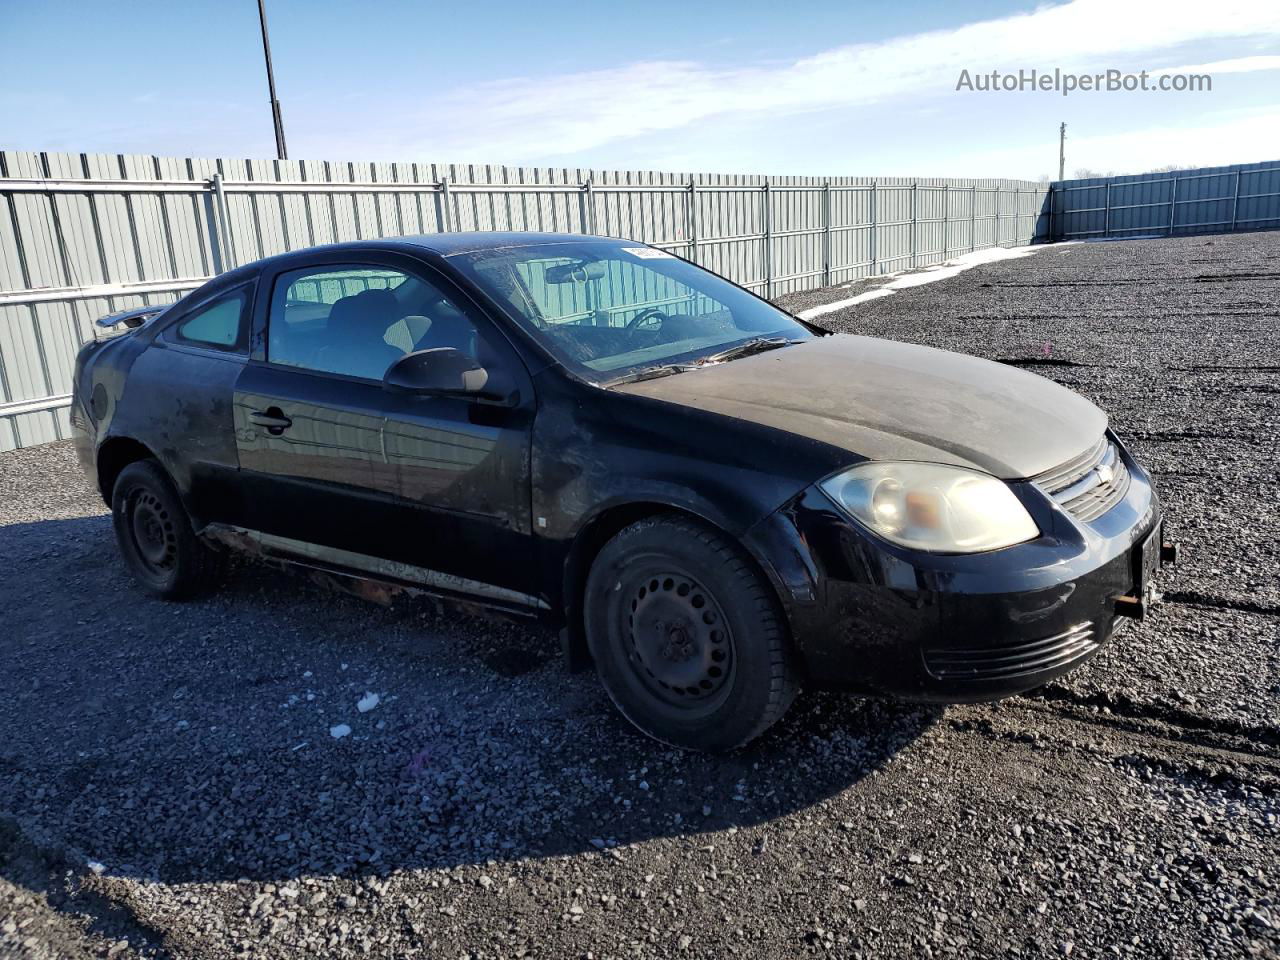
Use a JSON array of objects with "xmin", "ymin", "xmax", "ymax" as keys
[
  {"xmin": 798, "ymin": 245, "xmax": 1041, "ymax": 319},
  {"xmin": 329, "ymin": 724, "xmax": 352, "ymax": 739},
  {"xmin": 357, "ymin": 692, "xmax": 381, "ymax": 713},
  {"xmin": 816, "ymin": 287, "xmax": 895, "ymax": 311}
]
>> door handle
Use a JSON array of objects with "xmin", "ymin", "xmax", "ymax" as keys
[{"xmin": 249, "ymin": 409, "xmax": 292, "ymax": 434}]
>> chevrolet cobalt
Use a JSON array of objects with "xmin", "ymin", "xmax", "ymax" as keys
[{"xmin": 71, "ymin": 233, "xmax": 1171, "ymax": 750}]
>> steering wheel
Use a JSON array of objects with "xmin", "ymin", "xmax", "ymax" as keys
[{"xmin": 626, "ymin": 307, "xmax": 670, "ymax": 331}]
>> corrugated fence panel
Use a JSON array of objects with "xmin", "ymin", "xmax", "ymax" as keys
[
  {"xmin": 85, "ymin": 153, "xmax": 143, "ymax": 285},
  {"xmin": 0, "ymin": 150, "xmax": 1055, "ymax": 450},
  {"xmin": 5, "ymin": 152, "xmax": 65, "ymax": 290},
  {"xmin": 1240, "ymin": 167, "xmax": 1280, "ymax": 230},
  {"xmin": 1048, "ymin": 160, "xmax": 1280, "ymax": 240},
  {"xmin": 156, "ymin": 155, "xmax": 210, "ymax": 279},
  {"xmin": 187, "ymin": 156, "xmax": 226, "ymax": 273},
  {"xmin": 44, "ymin": 153, "xmax": 104, "ymax": 289}
]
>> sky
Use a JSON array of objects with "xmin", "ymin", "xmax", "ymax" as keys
[{"xmin": 1, "ymin": 0, "xmax": 1278, "ymax": 181}]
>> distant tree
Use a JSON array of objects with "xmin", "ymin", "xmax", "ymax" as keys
[
  {"xmin": 1036, "ymin": 173, "xmax": 1051, "ymax": 184},
  {"xmin": 1070, "ymin": 163, "xmax": 1189, "ymax": 180}
]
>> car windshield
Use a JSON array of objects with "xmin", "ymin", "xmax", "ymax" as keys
[{"xmin": 447, "ymin": 240, "xmax": 814, "ymax": 382}]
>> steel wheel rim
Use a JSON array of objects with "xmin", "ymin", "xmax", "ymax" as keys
[
  {"xmin": 128, "ymin": 490, "xmax": 176, "ymax": 575},
  {"xmin": 622, "ymin": 567, "xmax": 735, "ymax": 712}
]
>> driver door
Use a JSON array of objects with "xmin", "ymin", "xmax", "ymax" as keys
[{"xmin": 233, "ymin": 253, "xmax": 537, "ymax": 606}]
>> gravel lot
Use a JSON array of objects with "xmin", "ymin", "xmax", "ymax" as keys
[{"xmin": 1, "ymin": 232, "xmax": 1277, "ymax": 959}]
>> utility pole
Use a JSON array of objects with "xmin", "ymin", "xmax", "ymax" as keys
[
  {"xmin": 1058, "ymin": 122, "xmax": 1066, "ymax": 181},
  {"xmin": 257, "ymin": 0, "xmax": 288, "ymax": 160}
]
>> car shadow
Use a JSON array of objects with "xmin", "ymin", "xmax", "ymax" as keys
[{"xmin": 0, "ymin": 515, "xmax": 937, "ymax": 888}]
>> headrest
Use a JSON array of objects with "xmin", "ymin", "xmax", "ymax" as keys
[{"xmin": 328, "ymin": 288, "xmax": 399, "ymax": 333}]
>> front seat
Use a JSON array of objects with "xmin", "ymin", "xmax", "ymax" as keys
[
  {"xmin": 321, "ymin": 288, "xmax": 406, "ymax": 380},
  {"xmin": 412, "ymin": 297, "xmax": 476, "ymax": 355}
]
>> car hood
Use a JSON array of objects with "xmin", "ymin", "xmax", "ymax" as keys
[{"xmin": 612, "ymin": 335, "xmax": 1106, "ymax": 479}]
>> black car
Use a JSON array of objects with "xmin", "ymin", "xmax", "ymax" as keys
[{"xmin": 71, "ymin": 233, "xmax": 1171, "ymax": 751}]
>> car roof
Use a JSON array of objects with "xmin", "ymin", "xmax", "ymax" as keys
[
  {"xmin": 232, "ymin": 233, "xmax": 654, "ymax": 283},
  {"xmin": 394, "ymin": 232, "xmax": 627, "ymax": 256},
  {"xmin": 249, "ymin": 233, "xmax": 631, "ymax": 270}
]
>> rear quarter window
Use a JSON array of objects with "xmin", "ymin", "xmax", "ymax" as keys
[{"xmin": 164, "ymin": 286, "xmax": 251, "ymax": 352}]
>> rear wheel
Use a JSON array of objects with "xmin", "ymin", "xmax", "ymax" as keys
[
  {"xmin": 111, "ymin": 459, "xmax": 224, "ymax": 600},
  {"xmin": 584, "ymin": 516, "xmax": 798, "ymax": 751}
]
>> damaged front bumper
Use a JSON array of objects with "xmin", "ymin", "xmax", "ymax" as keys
[{"xmin": 745, "ymin": 446, "xmax": 1171, "ymax": 700}]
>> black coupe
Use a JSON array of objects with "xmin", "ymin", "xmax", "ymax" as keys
[{"xmin": 71, "ymin": 233, "xmax": 1172, "ymax": 750}]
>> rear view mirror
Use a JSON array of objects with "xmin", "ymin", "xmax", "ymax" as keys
[
  {"xmin": 383, "ymin": 347, "xmax": 516, "ymax": 404},
  {"xmin": 544, "ymin": 260, "xmax": 606, "ymax": 284}
]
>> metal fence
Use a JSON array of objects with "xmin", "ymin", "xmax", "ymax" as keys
[
  {"xmin": 1046, "ymin": 160, "xmax": 1280, "ymax": 241},
  {"xmin": 0, "ymin": 150, "xmax": 1049, "ymax": 450}
]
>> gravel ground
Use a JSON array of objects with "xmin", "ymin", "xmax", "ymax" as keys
[{"xmin": 2, "ymin": 232, "xmax": 1278, "ymax": 959}]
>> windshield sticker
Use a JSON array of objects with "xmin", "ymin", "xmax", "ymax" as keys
[{"xmin": 622, "ymin": 247, "xmax": 676, "ymax": 260}]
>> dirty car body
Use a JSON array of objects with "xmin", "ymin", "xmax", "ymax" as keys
[{"xmin": 71, "ymin": 233, "xmax": 1170, "ymax": 748}]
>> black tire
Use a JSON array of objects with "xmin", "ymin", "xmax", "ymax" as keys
[
  {"xmin": 111, "ymin": 459, "xmax": 224, "ymax": 600},
  {"xmin": 584, "ymin": 515, "xmax": 798, "ymax": 751}
]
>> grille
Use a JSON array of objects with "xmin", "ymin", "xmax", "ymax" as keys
[
  {"xmin": 1032, "ymin": 436, "xmax": 1130, "ymax": 523},
  {"xmin": 924, "ymin": 622, "xmax": 1097, "ymax": 681}
]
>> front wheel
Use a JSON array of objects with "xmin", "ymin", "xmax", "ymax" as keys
[
  {"xmin": 584, "ymin": 516, "xmax": 798, "ymax": 751},
  {"xmin": 111, "ymin": 459, "xmax": 224, "ymax": 600}
]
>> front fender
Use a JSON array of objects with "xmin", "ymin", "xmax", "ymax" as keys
[{"xmin": 530, "ymin": 373, "xmax": 854, "ymax": 618}]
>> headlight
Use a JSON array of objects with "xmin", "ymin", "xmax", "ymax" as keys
[{"xmin": 819, "ymin": 462, "xmax": 1039, "ymax": 553}]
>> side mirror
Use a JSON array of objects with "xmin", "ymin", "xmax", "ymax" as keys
[{"xmin": 383, "ymin": 347, "xmax": 516, "ymax": 404}]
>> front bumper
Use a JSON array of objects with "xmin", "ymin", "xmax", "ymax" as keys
[{"xmin": 745, "ymin": 439, "xmax": 1165, "ymax": 701}]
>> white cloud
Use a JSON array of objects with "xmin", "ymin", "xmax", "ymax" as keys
[
  {"xmin": 938, "ymin": 106, "xmax": 1280, "ymax": 178},
  {"xmin": 377, "ymin": 0, "xmax": 1280, "ymax": 160},
  {"xmin": 1150, "ymin": 54, "xmax": 1280, "ymax": 76},
  {"xmin": 1059, "ymin": 107, "xmax": 1280, "ymax": 173}
]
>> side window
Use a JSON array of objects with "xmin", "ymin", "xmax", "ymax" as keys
[
  {"xmin": 267, "ymin": 265, "xmax": 490, "ymax": 381},
  {"xmin": 167, "ymin": 288, "xmax": 249, "ymax": 350}
]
